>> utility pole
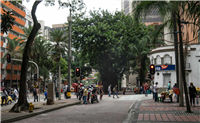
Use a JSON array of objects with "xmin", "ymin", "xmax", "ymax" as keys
[
  {"xmin": 58, "ymin": 53, "xmax": 61, "ymax": 100},
  {"xmin": 68, "ymin": 10, "xmax": 72, "ymax": 89}
]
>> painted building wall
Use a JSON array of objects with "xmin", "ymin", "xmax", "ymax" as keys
[
  {"xmin": 149, "ymin": 44, "xmax": 200, "ymax": 88},
  {"xmin": 1, "ymin": 1, "xmax": 26, "ymax": 88}
]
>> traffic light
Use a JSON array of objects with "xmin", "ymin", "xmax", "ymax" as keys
[
  {"xmin": 75, "ymin": 68, "xmax": 80, "ymax": 77},
  {"xmin": 7, "ymin": 54, "xmax": 11, "ymax": 63},
  {"xmin": 150, "ymin": 64, "xmax": 155, "ymax": 75},
  {"xmin": 147, "ymin": 74, "xmax": 151, "ymax": 79}
]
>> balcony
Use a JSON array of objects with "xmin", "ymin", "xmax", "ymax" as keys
[
  {"xmin": 1, "ymin": 1, "xmax": 25, "ymax": 17},
  {"xmin": 5, "ymin": 74, "xmax": 20, "ymax": 80}
]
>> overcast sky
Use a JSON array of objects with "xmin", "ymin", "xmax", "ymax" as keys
[{"xmin": 23, "ymin": 0, "xmax": 121, "ymax": 28}]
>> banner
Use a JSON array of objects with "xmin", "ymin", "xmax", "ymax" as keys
[{"xmin": 155, "ymin": 65, "xmax": 175, "ymax": 71}]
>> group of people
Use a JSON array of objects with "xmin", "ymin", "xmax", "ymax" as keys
[
  {"xmin": 108, "ymin": 85, "xmax": 119, "ymax": 98},
  {"xmin": 151, "ymin": 81, "xmax": 199, "ymax": 107},
  {"xmin": 76, "ymin": 85, "xmax": 104, "ymax": 104},
  {"xmin": 1, "ymin": 87, "xmax": 18, "ymax": 106}
]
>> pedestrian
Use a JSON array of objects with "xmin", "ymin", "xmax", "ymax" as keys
[
  {"xmin": 144, "ymin": 83, "xmax": 149, "ymax": 97},
  {"xmin": 64, "ymin": 84, "xmax": 68, "ymax": 99},
  {"xmin": 140, "ymin": 86, "xmax": 143, "ymax": 94},
  {"xmin": 167, "ymin": 81, "xmax": 171, "ymax": 91},
  {"xmin": 123, "ymin": 88, "xmax": 126, "ymax": 95},
  {"xmin": 87, "ymin": 86, "xmax": 91, "ymax": 103},
  {"xmin": 113, "ymin": 85, "xmax": 119, "ymax": 98},
  {"xmin": 100, "ymin": 86, "xmax": 104, "ymax": 100},
  {"xmin": 152, "ymin": 82, "xmax": 154, "ymax": 99},
  {"xmin": 33, "ymin": 88, "xmax": 38, "ymax": 102},
  {"xmin": 14, "ymin": 87, "xmax": 18, "ymax": 99},
  {"xmin": 173, "ymin": 83, "xmax": 177, "ymax": 99},
  {"xmin": 1, "ymin": 89, "xmax": 7, "ymax": 106},
  {"xmin": 83, "ymin": 87, "xmax": 88, "ymax": 104},
  {"xmin": 44, "ymin": 90, "xmax": 47, "ymax": 101},
  {"xmin": 79, "ymin": 87, "xmax": 84, "ymax": 100},
  {"xmin": 154, "ymin": 82, "xmax": 159, "ymax": 102},
  {"xmin": 108, "ymin": 84, "xmax": 111, "ymax": 97},
  {"xmin": 189, "ymin": 82, "xmax": 197, "ymax": 107}
]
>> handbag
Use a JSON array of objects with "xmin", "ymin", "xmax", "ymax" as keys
[{"xmin": 196, "ymin": 96, "xmax": 199, "ymax": 104}]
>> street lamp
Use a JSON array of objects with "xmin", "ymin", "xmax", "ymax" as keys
[{"xmin": 68, "ymin": 12, "xmax": 72, "ymax": 90}]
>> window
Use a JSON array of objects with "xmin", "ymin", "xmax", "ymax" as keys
[
  {"xmin": 1, "ymin": 69, "xmax": 4, "ymax": 74},
  {"xmin": 14, "ymin": 70, "xmax": 18, "ymax": 74},
  {"xmin": 6, "ymin": 70, "xmax": 11, "ymax": 74},
  {"xmin": 164, "ymin": 55, "xmax": 171, "ymax": 64},
  {"xmin": 156, "ymin": 56, "xmax": 161, "ymax": 64},
  {"xmin": 163, "ymin": 74, "xmax": 170, "ymax": 87},
  {"xmin": 1, "ymin": 47, "xmax": 5, "ymax": 53},
  {"xmin": 28, "ymin": 21, "xmax": 32, "ymax": 26},
  {"xmin": 151, "ymin": 57, "xmax": 154, "ymax": 64},
  {"xmin": 1, "ymin": 36, "xmax": 6, "ymax": 42}
]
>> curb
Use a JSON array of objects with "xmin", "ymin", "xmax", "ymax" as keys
[{"xmin": 1, "ymin": 101, "xmax": 81, "ymax": 123}]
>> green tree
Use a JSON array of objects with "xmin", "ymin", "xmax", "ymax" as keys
[
  {"xmin": 1, "ymin": 9, "xmax": 15, "ymax": 34},
  {"xmin": 71, "ymin": 10, "xmax": 152, "ymax": 92},
  {"xmin": 7, "ymin": 0, "xmax": 86, "ymax": 112}
]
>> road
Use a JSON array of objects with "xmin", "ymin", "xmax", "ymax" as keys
[{"xmin": 13, "ymin": 94, "xmax": 153, "ymax": 123}]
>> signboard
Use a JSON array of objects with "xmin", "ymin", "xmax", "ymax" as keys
[{"xmin": 155, "ymin": 65, "xmax": 175, "ymax": 71}]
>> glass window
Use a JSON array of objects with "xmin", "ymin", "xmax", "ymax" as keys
[
  {"xmin": 6, "ymin": 69, "xmax": 11, "ymax": 74},
  {"xmin": 156, "ymin": 56, "xmax": 161, "ymax": 64},
  {"xmin": 1, "ymin": 69, "xmax": 4, "ymax": 74},
  {"xmin": 1, "ymin": 47, "xmax": 5, "ymax": 53},
  {"xmin": 164, "ymin": 55, "xmax": 171, "ymax": 64}
]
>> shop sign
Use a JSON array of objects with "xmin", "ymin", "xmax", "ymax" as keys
[{"xmin": 155, "ymin": 65, "xmax": 175, "ymax": 71}]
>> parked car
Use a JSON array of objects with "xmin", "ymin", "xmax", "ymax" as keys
[{"xmin": 0, "ymin": 91, "xmax": 12, "ymax": 105}]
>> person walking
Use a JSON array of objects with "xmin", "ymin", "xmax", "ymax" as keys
[
  {"xmin": 108, "ymin": 84, "xmax": 111, "ymax": 97},
  {"xmin": 152, "ymin": 82, "xmax": 155, "ymax": 99},
  {"xmin": 140, "ymin": 86, "xmax": 143, "ymax": 94},
  {"xmin": 83, "ymin": 87, "xmax": 88, "ymax": 104},
  {"xmin": 64, "ymin": 84, "xmax": 68, "ymax": 99},
  {"xmin": 144, "ymin": 83, "xmax": 149, "ymax": 97},
  {"xmin": 100, "ymin": 87, "xmax": 104, "ymax": 100},
  {"xmin": 14, "ymin": 87, "xmax": 18, "ymax": 100},
  {"xmin": 44, "ymin": 90, "xmax": 47, "ymax": 101},
  {"xmin": 189, "ymin": 82, "xmax": 197, "ymax": 107},
  {"xmin": 154, "ymin": 82, "xmax": 159, "ymax": 102},
  {"xmin": 87, "ymin": 86, "xmax": 92, "ymax": 103},
  {"xmin": 33, "ymin": 88, "xmax": 38, "ymax": 102},
  {"xmin": 173, "ymin": 83, "xmax": 177, "ymax": 99},
  {"xmin": 167, "ymin": 81, "xmax": 171, "ymax": 91},
  {"xmin": 1, "ymin": 89, "xmax": 7, "ymax": 106},
  {"xmin": 113, "ymin": 85, "xmax": 119, "ymax": 98}
]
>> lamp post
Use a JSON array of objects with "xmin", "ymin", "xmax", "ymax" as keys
[{"xmin": 68, "ymin": 10, "xmax": 72, "ymax": 89}]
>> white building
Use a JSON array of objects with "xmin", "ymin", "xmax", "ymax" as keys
[
  {"xmin": 38, "ymin": 20, "xmax": 45, "ymax": 36},
  {"xmin": 149, "ymin": 44, "xmax": 200, "ymax": 88}
]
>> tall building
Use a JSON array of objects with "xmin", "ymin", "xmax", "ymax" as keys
[
  {"xmin": 121, "ymin": 0, "xmax": 163, "ymax": 26},
  {"xmin": 0, "ymin": 0, "xmax": 26, "ymax": 87},
  {"xmin": 38, "ymin": 20, "xmax": 45, "ymax": 36}
]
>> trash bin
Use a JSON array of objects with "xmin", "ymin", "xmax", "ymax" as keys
[
  {"xmin": 147, "ymin": 90, "xmax": 150, "ymax": 94},
  {"xmin": 67, "ymin": 92, "xmax": 71, "ymax": 98}
]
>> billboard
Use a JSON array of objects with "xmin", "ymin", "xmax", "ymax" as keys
[{"xmin": 155, "ymin": 65, "xmax": 175, "ymax": 71}]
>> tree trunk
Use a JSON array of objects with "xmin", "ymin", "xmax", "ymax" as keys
[
  {"xmin": 178, "ymin": 17, "xmax": 192, "ymax": 113},
  {"xmin": 172, "ymin": 11, "xmax": 179, "ymax": 103},
  {"xmin": 10, "ymin": 0, "xmax": 42, "ymax": 112}
]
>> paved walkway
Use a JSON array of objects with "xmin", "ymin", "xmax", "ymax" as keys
[
  {"xmin": 1, "ymin": 98, "xmax": 81, "ymax": 123},
  {"xmin": 125, "ymin": 97, "xmax": 200, "ymax": 123}
]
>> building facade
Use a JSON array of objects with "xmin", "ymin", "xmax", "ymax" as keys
[
  {"xmin": 1, "ymin": 1, "xmax": 33, "ymax": 88},
  {"xmin": 149, "ymin": 44, "xmax": 200, "ymax": 89}
]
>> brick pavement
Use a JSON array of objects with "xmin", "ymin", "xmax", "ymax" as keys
[
  {"xmin": 132, "ymin": 98, "xmax": 200, "ymax": 123},
  {"xmin": 1, "ymin": 98, "xmax": 81, "ymax": 123}
]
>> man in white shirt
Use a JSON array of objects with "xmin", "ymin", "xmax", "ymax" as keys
[
  {"xmin": 14, "ymin": 88, "xmax": 18, "ymax": 99},
  {"xmin": 64, "ymin": 84, "xmax": 68, "ymax": 99},
  {"xmin": 154, "ymin": 82, "xmax": 159, "ymax": 102},
  {"xmin": 108, "ymin": 85, "xmax": 111, "ymax": 97}
]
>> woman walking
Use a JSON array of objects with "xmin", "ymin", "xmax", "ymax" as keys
[{"xmin": 189, "ymin": 82, "xmax": 197, "ymax": 107}]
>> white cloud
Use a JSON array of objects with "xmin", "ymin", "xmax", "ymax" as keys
[{"xmin": 23, "ymin": 0, "xmax": 121, "ymax": 27}]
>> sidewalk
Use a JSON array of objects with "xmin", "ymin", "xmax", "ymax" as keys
[
  {"xmin": 124, "ymin": 96, "xmax": 200, "ymax": 123},
  {"xmin": 1, "ymin": 98, "xmax": 81, "ymax": 123}
]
